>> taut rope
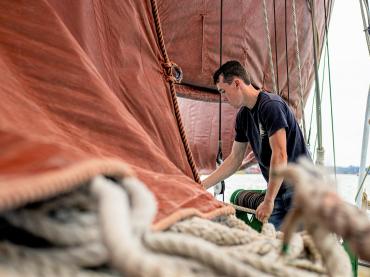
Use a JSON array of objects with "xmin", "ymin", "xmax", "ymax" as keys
[
  {"xmin": 262, "ymin": 0, "xmax": 278, "ymax": 94},
  {"xmin": 292, "ymin": 0, "xmax": 308, "ymax": 142}
]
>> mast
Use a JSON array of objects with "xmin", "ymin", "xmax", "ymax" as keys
[
  {"xmin": 310, "ymin": 0, "xmax": 325, "ymax": 165},
  {"xmin": 356, "ymin": 87, "xmax": 370, "ymax": 207},
  {"xmin": 356, "ymin": 0, "xmax": 370, "ymax": 207}
]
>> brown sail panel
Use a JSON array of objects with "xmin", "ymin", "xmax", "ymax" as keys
[{"xmin": 0, "ymin": 0, "xmax": 234, "ymax": 229}]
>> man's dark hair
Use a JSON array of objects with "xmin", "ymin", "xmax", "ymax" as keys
[{"xmin": 213, "ymin": 60, "xmax": 251, "ymax": 86}]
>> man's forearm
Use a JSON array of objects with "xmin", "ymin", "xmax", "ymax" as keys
[
  {"xmin": 264, "ymin": 152, "xmax": 287, "ymax": 203},
  {"xmin": 202, "ymin": 156, "xmax": 241, "ymax": 189}
]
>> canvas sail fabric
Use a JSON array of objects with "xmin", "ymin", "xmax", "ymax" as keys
[
  {"xmin": 159, "ymin": 0, "xmax": 331, "ymax": 173},
  {"xmin": 0, "ymin": 0, "xmax": 234, "ymax": 230}
]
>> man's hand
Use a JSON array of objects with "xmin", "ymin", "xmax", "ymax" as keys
[{"xmin": 256, "ymin": 200, "xmax": 274, "ymax": 223}]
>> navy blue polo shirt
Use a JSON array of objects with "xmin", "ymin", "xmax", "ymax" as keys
[{"xmin": 235, "ymin": 91, "xmax": 310, "ymax": 190}]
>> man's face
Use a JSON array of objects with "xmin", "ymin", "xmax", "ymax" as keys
[{"xmin": 216, "ymin": 76, "xmax": 243, "ymax": 108}]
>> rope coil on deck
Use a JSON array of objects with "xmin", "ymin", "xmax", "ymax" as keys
[{"xmin": 0, "ymin": 161, "xmax": 358, "ymax": 277}]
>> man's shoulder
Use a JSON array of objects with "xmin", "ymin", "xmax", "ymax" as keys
[
  {"xmin": 260, "ymin": 91, "xmax": 284, "ymax": 102},
  {"xmin": 259, "ymin": 92, "xmax": 286, "ymax": 111}
]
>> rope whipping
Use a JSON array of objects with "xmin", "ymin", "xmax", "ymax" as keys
[
  {"xmin": 149, "ymin": 0, "xmax": 201, "ymax": 183},
  {"xmin": 262, "ymin": 0, "xmax": 278, "ymax": 94},
  {"xmin": 355, "ymin": 165, "xmax": 370, "ymax": 202},
  {"xmin": 309, "ymin": 46, "xmax": 327, "ymax": 160}
]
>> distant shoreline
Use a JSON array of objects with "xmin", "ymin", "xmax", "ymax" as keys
[{"xmin": 243, "ymin": 165, "xmax": 361, "ymax": 175}]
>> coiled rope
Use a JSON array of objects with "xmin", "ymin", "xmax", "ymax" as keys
[{"xmin": 0, "ymin": 165, "xmax": 355, "ymax": 277}]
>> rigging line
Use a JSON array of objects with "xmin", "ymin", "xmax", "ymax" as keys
[
  {"xmin": 273, "ymin": 0, "xmax": 280, "ymax": 94},
  {"xmin": 355, "ymin": 165, "xmax": 370, "ymax": 203},
  {"xmin": 310, "ymin": 0, "xmax": 324, "ymax": 165},
  {"xmin": 359, "ymin": 0, "xmax": 370, "ymax": 56},
  {"xmin": 308, "ymin": 44, "xmax": 327, "ymax": 146},
  {"xmin": 311, "ymin": 49, "xmax": 328, "ymax": 162},
  {"xmin": 292, "ymin": 0, "xmax": 308, "ymax": 143},
  {"xmin": 216, "ymin": 0, "xmax": 225, "ymax": 201},
  {"xmin": 323, "ymin": 0, "xmax": 337, "ymax": 180},
  {"xmin": 219, "ymin": 0, "xmax": 223, "ymax": 143},
  {"xmin": 284, "ymin": 0, "xmax": 291, "ymax": 102},
  {"xmin": 262, "ymin": 0, "xmax": 278, "ymax": 94},
  {"xmin": 311, "ymin": 44, "xmax": 328, "ymax": 162},
  {"xmin": 363, "ymin": 0, "xmax": 370, "ymax": 29}
]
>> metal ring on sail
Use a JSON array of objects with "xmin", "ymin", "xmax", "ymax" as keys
[{"xmin": 162, "ymin": 62, "xmax": 183, "ymax": 83}]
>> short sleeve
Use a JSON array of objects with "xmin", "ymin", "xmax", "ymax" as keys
[
  {"xmin": 260, "ymin": 100, "xmax": 288, "ymax": 137},
  {"xmin": 234, "ymin": 109, "xmax": 249, "ymax": 142}
]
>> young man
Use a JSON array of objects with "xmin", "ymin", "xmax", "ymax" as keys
[{"xmin": 202, "ymin": 60, "xmax": 310, "ymax": 229}]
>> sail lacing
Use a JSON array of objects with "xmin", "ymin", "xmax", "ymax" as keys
[{"xmin": 149, "ymin": 0, "xmax": 201, "ymax": 183}]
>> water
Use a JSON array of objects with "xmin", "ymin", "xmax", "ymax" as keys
[{"xmin": 205, "ymin": 174, "xmax": 370, "ymax": 205}]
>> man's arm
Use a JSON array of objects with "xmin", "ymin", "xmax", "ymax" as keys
[
  {"xmin": 202, "ymin": 141, "xmax": 247, "ymax": 189},
  {"xmin": 256, "ymin": 128, "xmax": 287, "ymax": 222}
]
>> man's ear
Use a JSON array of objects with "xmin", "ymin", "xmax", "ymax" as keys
[{"xmin": 234, "ymin": 79, "xmax": 240, "ymax": 88}]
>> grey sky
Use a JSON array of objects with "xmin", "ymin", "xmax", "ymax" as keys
[{"xmin": 304, "ymin": 0, "xmax": 370, "ymax": 167}]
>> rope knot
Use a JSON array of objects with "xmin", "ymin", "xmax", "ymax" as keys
[{"xmin": 162, "ymin": 61, "xmax": 183, "ymax": 83}]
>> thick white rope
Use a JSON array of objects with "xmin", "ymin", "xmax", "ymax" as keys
[
  {"xmin": 227, "ymin": 202, "xmax": 256, "ymax": 214},
  {"xmin": 5, "ymin": 209, "xmax": 99, "ymax": 246},
  {"xmin": 91, "ymin": 176, "xmax": 176, "ymax": 277},
  {"xmin": 144, "ymin": 231, "xmax": 273, "ymax": 277},
  {"xmin": 0, "ymin": 166, "xmax": 355, "ymax": 277}
]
